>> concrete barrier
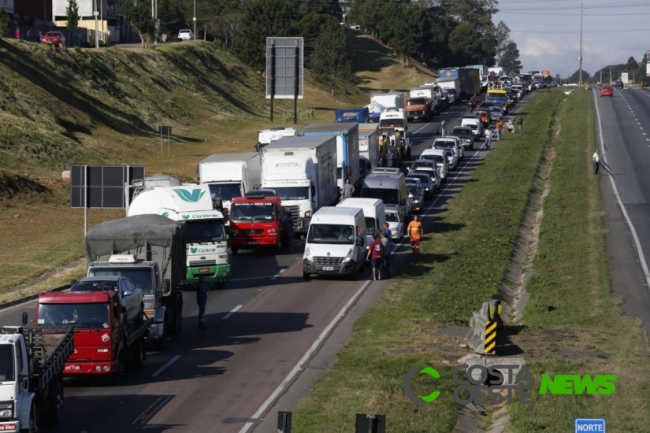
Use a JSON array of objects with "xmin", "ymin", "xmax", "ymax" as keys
[{"xmin": 465, "ymin": 300, "xmax": 502, "ymax": 356}]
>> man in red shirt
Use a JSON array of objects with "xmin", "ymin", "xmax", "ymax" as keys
[{"xmin": 366, "ymin": 234, "xmax": 385, "ymax": 281}]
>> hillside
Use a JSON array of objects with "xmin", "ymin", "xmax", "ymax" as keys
[{"xmin": 0, "ymin": 33, "xmax": 437, "ymax": 296}]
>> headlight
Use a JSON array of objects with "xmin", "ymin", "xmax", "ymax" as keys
[
  {"xmin": 304, "ymin": 247, "xmax": 313, "ymax": 261},
  {"xmin": 268, "ymin": 228, "xmax": 276, "ymax": 234},
  {"xmin": 304, "ymin": 211, "xmax": 311, "ymax": 218},
  {"xmin": 342, "ymin": 249, "xmax": 354, "ymax": 263},
  {"xmin": 0, "ymin": 402, "xmax": 13, "ymax": 418}
]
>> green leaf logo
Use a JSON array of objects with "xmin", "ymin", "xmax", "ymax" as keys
[
  {"xmin": 161, "ymin": 212, "xmax": 170, "ymax": 218},
  {"xmin": 182, "ymin": 215, "xmax": 190, "ymax": 220},
  {"xmin": 173, "ymin": 188, "xmax": 206, "ymax": 203},
  {"xmin": 190, "ymin": 247, "xmax": 198, "ymax": 254}
]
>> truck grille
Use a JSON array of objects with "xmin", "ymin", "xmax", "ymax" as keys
[
  {"xmin": 189, "ymin": 260, "xmax": 217, "ymax": 267},
  {"xmin": 282, "ymin": 205, "xmax": 301, "ymax": 229},
  {"xmin": 315, "ymin": 256, "xmax": 344, "ymax": 266}
]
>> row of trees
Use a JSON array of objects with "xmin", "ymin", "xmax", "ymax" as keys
[
  {"xmin": 567, "ymin": 54, "xmax": 650, "ymax": 85},
  {"xmin": 116, "ymin": 0, "xmax": 523, "ymax": 93}
]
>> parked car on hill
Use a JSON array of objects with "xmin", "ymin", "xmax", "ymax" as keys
[
  {"xmin": 41, "ymin": 31, "xmax": 65, "ymax": 45},
  {"xmin": 178, "ymin": 29, "xmax": 194, "ymax": 40}
]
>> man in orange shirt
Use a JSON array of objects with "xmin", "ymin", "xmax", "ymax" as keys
[
  {"xmin": 495, "ymin": 119, "xmax": 503, "ymax": 140},
  {"xmin": 407, "ymin": 215, "xmax": 424, "ymax": 254}
]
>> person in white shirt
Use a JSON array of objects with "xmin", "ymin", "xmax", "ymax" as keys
[
  {"xmin": 593, "ymin": 149, "xmax": 600, "ymax": 175},
  {"xmin": 484, "ymin": 129, "xmax": 493, "ymax": 150}
]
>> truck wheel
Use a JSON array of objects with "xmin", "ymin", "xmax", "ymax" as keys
[
  {"xmin": 215, "ymin": 281, "xmax": 225, "ymax": 290},
  {"xmin": 135, "ymin": 305, "xmax": 145, "ymax": 327},
  {"xmin": 232, "ymin": 247, "xmax": 239, "ymax": 255},
  {"xmin": 21, "ymin": 404, "xmax": 37, "ymax": 433},
  {"xmin": 46, "ymin": 375, "xmax": 64, "ymax": 425}
]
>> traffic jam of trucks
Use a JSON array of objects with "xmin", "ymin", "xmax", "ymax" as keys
[{"xmin": 0, "ymin": 65, "xmax": 534, "ymax": 429}]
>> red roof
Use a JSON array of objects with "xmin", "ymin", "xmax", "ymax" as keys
[{"xmin": 39, "ymin": 291, "xmax": 113, "ymax": 304}]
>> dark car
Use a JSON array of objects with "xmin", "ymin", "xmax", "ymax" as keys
[
  {"xmin": 451, "ymin": 126, "xmax": 475, "ymax": 150},
  {"xmin": 614, "ymin": 80, "xmax": 624, "ymax": 89}
]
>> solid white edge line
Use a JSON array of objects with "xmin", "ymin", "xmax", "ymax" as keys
[
  {"xmin": 237, "ymin": 280, "xmax": 372, "ymax": 433},
  {"xmin": 150, "ymin": 355, "xmax": 182, "ymax": 378},
  {"xmin": 270, "ymin": 269, "xmax": 286, "ymax": 280},
  {"xmin": 593, "ymin": 90, "xmax": 650, "ymax": 287},
  {"xmin": 223, "ymin": 304, "xmax": 243, "ymax": 320}
]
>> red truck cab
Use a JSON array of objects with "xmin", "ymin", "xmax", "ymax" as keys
[
  {"xmin": 404, "ymin": 97, "xmax": 432, "ymax": 122},
  {"xmin": 35, "ymin": 291, "xmax": 138, "ymax": 380},
  {"xmin": 229, "ymin": 194, "xmax": 283, "ymax": 254}
]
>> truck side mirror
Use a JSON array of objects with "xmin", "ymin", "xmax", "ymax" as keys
[
  {"xmin": 22, "ymin": 312, "xmax": 28, "ymax": 326},
  {"xmin": 163, "ymin": 279, "xmax": 171, "ymax": 292}
]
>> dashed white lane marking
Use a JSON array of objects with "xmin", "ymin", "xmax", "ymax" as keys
[{"xmin": 222, "ymin": 304, "xmax": 243, "ymax": 320}]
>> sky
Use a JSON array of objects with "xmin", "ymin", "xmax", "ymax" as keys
[{"xmin": 492, "ymin": 0, "xmax": 650, "ymax": 80}]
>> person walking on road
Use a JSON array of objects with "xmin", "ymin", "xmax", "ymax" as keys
[
  {"xmin": 281, "ymin": 211, "xmax": 295, "ymax": 252},
  {"xmin": 343, "ymin": 178, "xmax": 355, "ymax": 199},
  {"xmin": 366, "ymin": 234, "xmax": 385, "ymax": 280},
  {"xmin": 593, "ymin": 148, "xmax": 600, "ymax": 175},
  {"xmin": 380, "ymin": 230, "xmax": 393, "ymax": 279},
  {"xmin": 440, "ymin": 119, "xmax": 447, "ymax": 137},
  {"xmin": 517, "ymin": 116, "xmax": 523, "ymax": 133},
  {"xmin": 407, "ymin": 215, "xmax": 423, "ymax": 254},
  {"xmin": 196, "ymin": 275, "xmax": 209, "ymax": 329},
  {"xmin": 484, "ymin": 128, "xmax": 493, "ymax": 150}
]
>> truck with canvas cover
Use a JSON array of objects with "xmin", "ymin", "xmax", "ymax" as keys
[
  {"xmin": 35, "ymin": 291, "xmax": 152, "ymax": 384},
  {"xmin": 0, "ymin": 321, "xmax": 73, "ymax": 432},
  {"xmin": 127, "ymin": 185, "xmax": 230, "ymax": 289},
  {"xmin": 196, "ymin": 152, "xmax": 262, "ymax": 217},
  {"xmin": 301, "ymin": 122, "xmax": 361, "ymax": 194},
  {"xmin": 260, "ymin": 136, "xmax": 338, "ymax": 234},
  {"xmin": 85, "ymin": 214, "xmax": 187, "ymax": 342},
  {"xmin": 229, "ymin": 194, "xmax": 283, "ymax": 254},
  {"xmin": 335, "ymin": 108, "xmax": 369, "ymax": 124}
]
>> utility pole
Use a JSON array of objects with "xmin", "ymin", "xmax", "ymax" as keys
[
  {"xmin": 94, "ymin": 0, "xmax": 99, "ymax": 48},
  {"xmin": 600, "ymin": 68, "xmax": 602, "ymax": 84},
  {"xmin": 579, "ymin": 3, "xmax": 583, "ymax": 86},
  {"xmin": 193, "ymin": 0, "xmax": 197, "ymax": 39}
]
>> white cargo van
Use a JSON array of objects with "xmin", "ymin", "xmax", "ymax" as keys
[
  {"xmin": 303, "ymin": 207, "xmax": 367, "ymax": 280},
  {"xmin": 336, "ymin": 197, "xmax": 386, "ymax": 247}
]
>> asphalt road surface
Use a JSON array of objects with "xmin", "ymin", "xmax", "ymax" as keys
[
  {"xmin": 594, "ymin": 87, "xmax": 650, "ymax": 336},
  {"xmin": 0, "ymin": 99, "xmax": 527, "ymax": 432}
]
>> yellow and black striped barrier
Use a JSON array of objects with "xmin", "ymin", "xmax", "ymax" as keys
[
  {"xmin": 484, "ymin": 320, "xmax": 497, "ymax": 356},
  {"xmin": 488, "ymin": 299, "xmax": 503, "ymax": 330}
]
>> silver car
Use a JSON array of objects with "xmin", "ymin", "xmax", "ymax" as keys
[
  {"xmin": 71, "ymin": 276, "xmax": 145, "ymax": 325},
  {"xmin": 385, "ymin": 207, "xmax": 404, "ymax": 240},
  {"xmin": 406, "ymin": 171, "xmax": 437, "ymax": 198}
]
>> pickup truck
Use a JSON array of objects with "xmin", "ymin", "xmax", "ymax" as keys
[{"xmin": 70, "ymin": 276, "xmax": 145, "ymax": 326}]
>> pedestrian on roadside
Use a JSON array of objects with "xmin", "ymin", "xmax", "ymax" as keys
[
  {"xmin": 366, "ymin": 234, "xmax": 384, "ymax": 280},
  {"xmin": 196, "ymin": 275, "xmax": 209, "ymax": 329},
  {"xmin": 14, "ymin": 27, "xmax": 21, "ymax": 41},
  {"xmin": 380, "ymin": 231, "xmax": 393, "ymax": 279},
  {"xmin": 343, "ymin": 178, "xmax": 355, "ymax": 199},
  {"xmin": 517, "ymin": 116, "xmax": 523, "ymax": 133},
  {"xmin": 407, "ymin": 215, "xmax": 423, "ymax": 254},
  {"xmin": 484, "ymin": 128, "xmax": 493, "ymax": 150},
  {"xmin": 440, "ymin": 119, "xmax": 447, "ymax": 137},
  {"xmin": 495, "ymin": 119, "xmax": 503, "ymax": 140},
  {"xmin": 593, "ymin": 148, "xmax": 600, "ymax": 175},
  {"xmin": 26, "ymin": 28, "xmax": 33, "ymax": 42},
  {"xmin": 281, "ymin": 211, "xmax": 295, "ymax": 252}
]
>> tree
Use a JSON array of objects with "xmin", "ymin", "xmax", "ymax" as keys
[
  {"xmin": 66, "ymin": 0, "xmax": 80, "ymax": 32},
  {"xmin": 121, "ymin": 0, "xmax": 157, "ymax": 48},
  {"xmin": 499, "ymin": 41, "xmax": 522, "ymax": 76},
  {"xmin": 390, "ymin": 5, "xmax": 426, "ymax": 64},
  {"xmin": 0, "ymin": 8, "xmax": 9, "ymax": 41},
  {"xmin": 310, "ymin": 22, "xmax": 352, "ymax": 95},
  {"xmin": 211, "ymin": 13, "xmax": 242, "ymax": 48},
  {"xmin": 493, "ymin": 21, "xmax": 510, "ymax": 64},
  {"xmin": 448, "ymin": 22, "xmax": 481, "ymax": 64}
]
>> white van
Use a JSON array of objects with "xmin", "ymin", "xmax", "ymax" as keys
[
  {"xmin": 303, "ymin": 207, "xmax": 367, "ymax": 280},
  {"xmin": 337, "ymin": 198, "xmax": 386, "ymax": 247},
  {"xmin": 461, "ymin": 117, "xmax": 483, "ymax": 141}
]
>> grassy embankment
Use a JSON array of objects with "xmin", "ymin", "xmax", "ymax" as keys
[
  {"xmin": 293, "ymin": 88, "xmax": 650, "ymax": 432},
  {"xmin": 0, "ymin": 33, "xmax": 432, "ymax": 299}
]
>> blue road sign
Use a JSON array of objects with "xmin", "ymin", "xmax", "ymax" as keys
[{"xmin": 575, "ymin": 418, "xmax": 605, "ymax": 432}]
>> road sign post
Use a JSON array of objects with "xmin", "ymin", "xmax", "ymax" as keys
[
  {"xmin": 575, "ymin": 419, "xmax": 605, "ymax": 433},
  {"xmin": 266, "ymin": 37, "xmax": 304, "ymax": 122}
]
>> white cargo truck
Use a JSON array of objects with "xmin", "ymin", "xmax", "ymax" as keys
[
  {"xmin": 127, "ymin": 185, "xmax": 231, "ymax": 289},
  {"xmin": 256, "ymin": 127, "xmax": 297, "ymax": 150},
  {"xmin": 260, "ymin": 136, "xmax": 338, "ymax": 234},
  {"xmin": 196, "ymin": 152, "xmax": 261, "ymax": 217},
  {"xmin": 358, "ymin": 123, "xmax": 379, "ymax": 178}
]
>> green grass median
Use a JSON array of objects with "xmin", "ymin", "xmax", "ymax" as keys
[{"xmin": 292, "ymin": 91, "xmax": 565, "ymax": 431}]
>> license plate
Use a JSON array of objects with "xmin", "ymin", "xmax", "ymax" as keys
[
  {"xmin": 199, "ymin": 267, "xmax": 210, "ymax": 274},
  {"xmin": 323, "ymin": 266, "xmax": 334, "ymax": 271}
]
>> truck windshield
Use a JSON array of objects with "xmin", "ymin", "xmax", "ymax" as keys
[
  {"xmin": 207, "ymin": 183, "xmax": 241, "ymax": 202},
  {"xmin": 231, "ymin": 203, "xmax": 275, "ymax": 221},
  {"xmin": 0, "ymin": 346, "xmax": 14, "ymax": 382},
  {"xmin": 38, "ymin": 303, "xmax": 110, "ymax": 328},
  {"xmin": 408, "ymin": 98, "xmax": 427, "ymax": 106},
  {"xmin": 272, "ymin": 187, "xmax": 309, "ymax": 201},
  {"xmin": 89, "ymin": 268, "xmax": 154, "ymax": 294},
  {"xmin": 186, "ymin": 220, "xmax": 227, "ymax": 244},
  {"xmin": 361, "ymin": 188, "xmax": 398, "ymax": 205},
  {"xmin": 379, "ymin": 119, "xmax": 406, "ymax": 129},
  {"xmin": 307, "ymin": 224, "xmax": 355, "ymax": 245}
]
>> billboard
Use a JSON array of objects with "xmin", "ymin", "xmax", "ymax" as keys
[
  {"xmin": 266, "ymin": 37, "xmax": 304, "ymax": 100},
  {"xmin": 621, "ymin": 72, "xmax": 629, "ymax": 84}
]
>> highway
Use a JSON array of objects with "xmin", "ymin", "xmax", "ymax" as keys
[
  {"xmin": 0, "ymin": 101, "xmax": 511, "ymax": 432},
  {"xmin": 594, "ymin": 87, "xmax": 650, "ymax": 335}
]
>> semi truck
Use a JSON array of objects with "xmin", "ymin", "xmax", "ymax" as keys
[
  {"xmin": 127, "ymin": 185, "xmax": 231, "ymax": 289},
  {"xmin": 301, "ymin": 122, "xmax": 361, "ymax": 193},
  {"xmin": 84, "ymin": 214, "xmax": 187, "ymax": 346},
  {"xmin": 196, "ymin": 152, "xmax": 262, "ymax": 214},
  {"xmin": 438, "ymin": 68, "xmax": 481, "ymax": 99},
  {"xmin": 260, "ymin": 136, "xmax": 338, "ymax": 234},
  {"xmin": 35, "ymin": 291, "xmax": 152, "ymax": 384},
  {"xmin": 0, "ymin": 321, "xmax": 73, "ymax": 432}
]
